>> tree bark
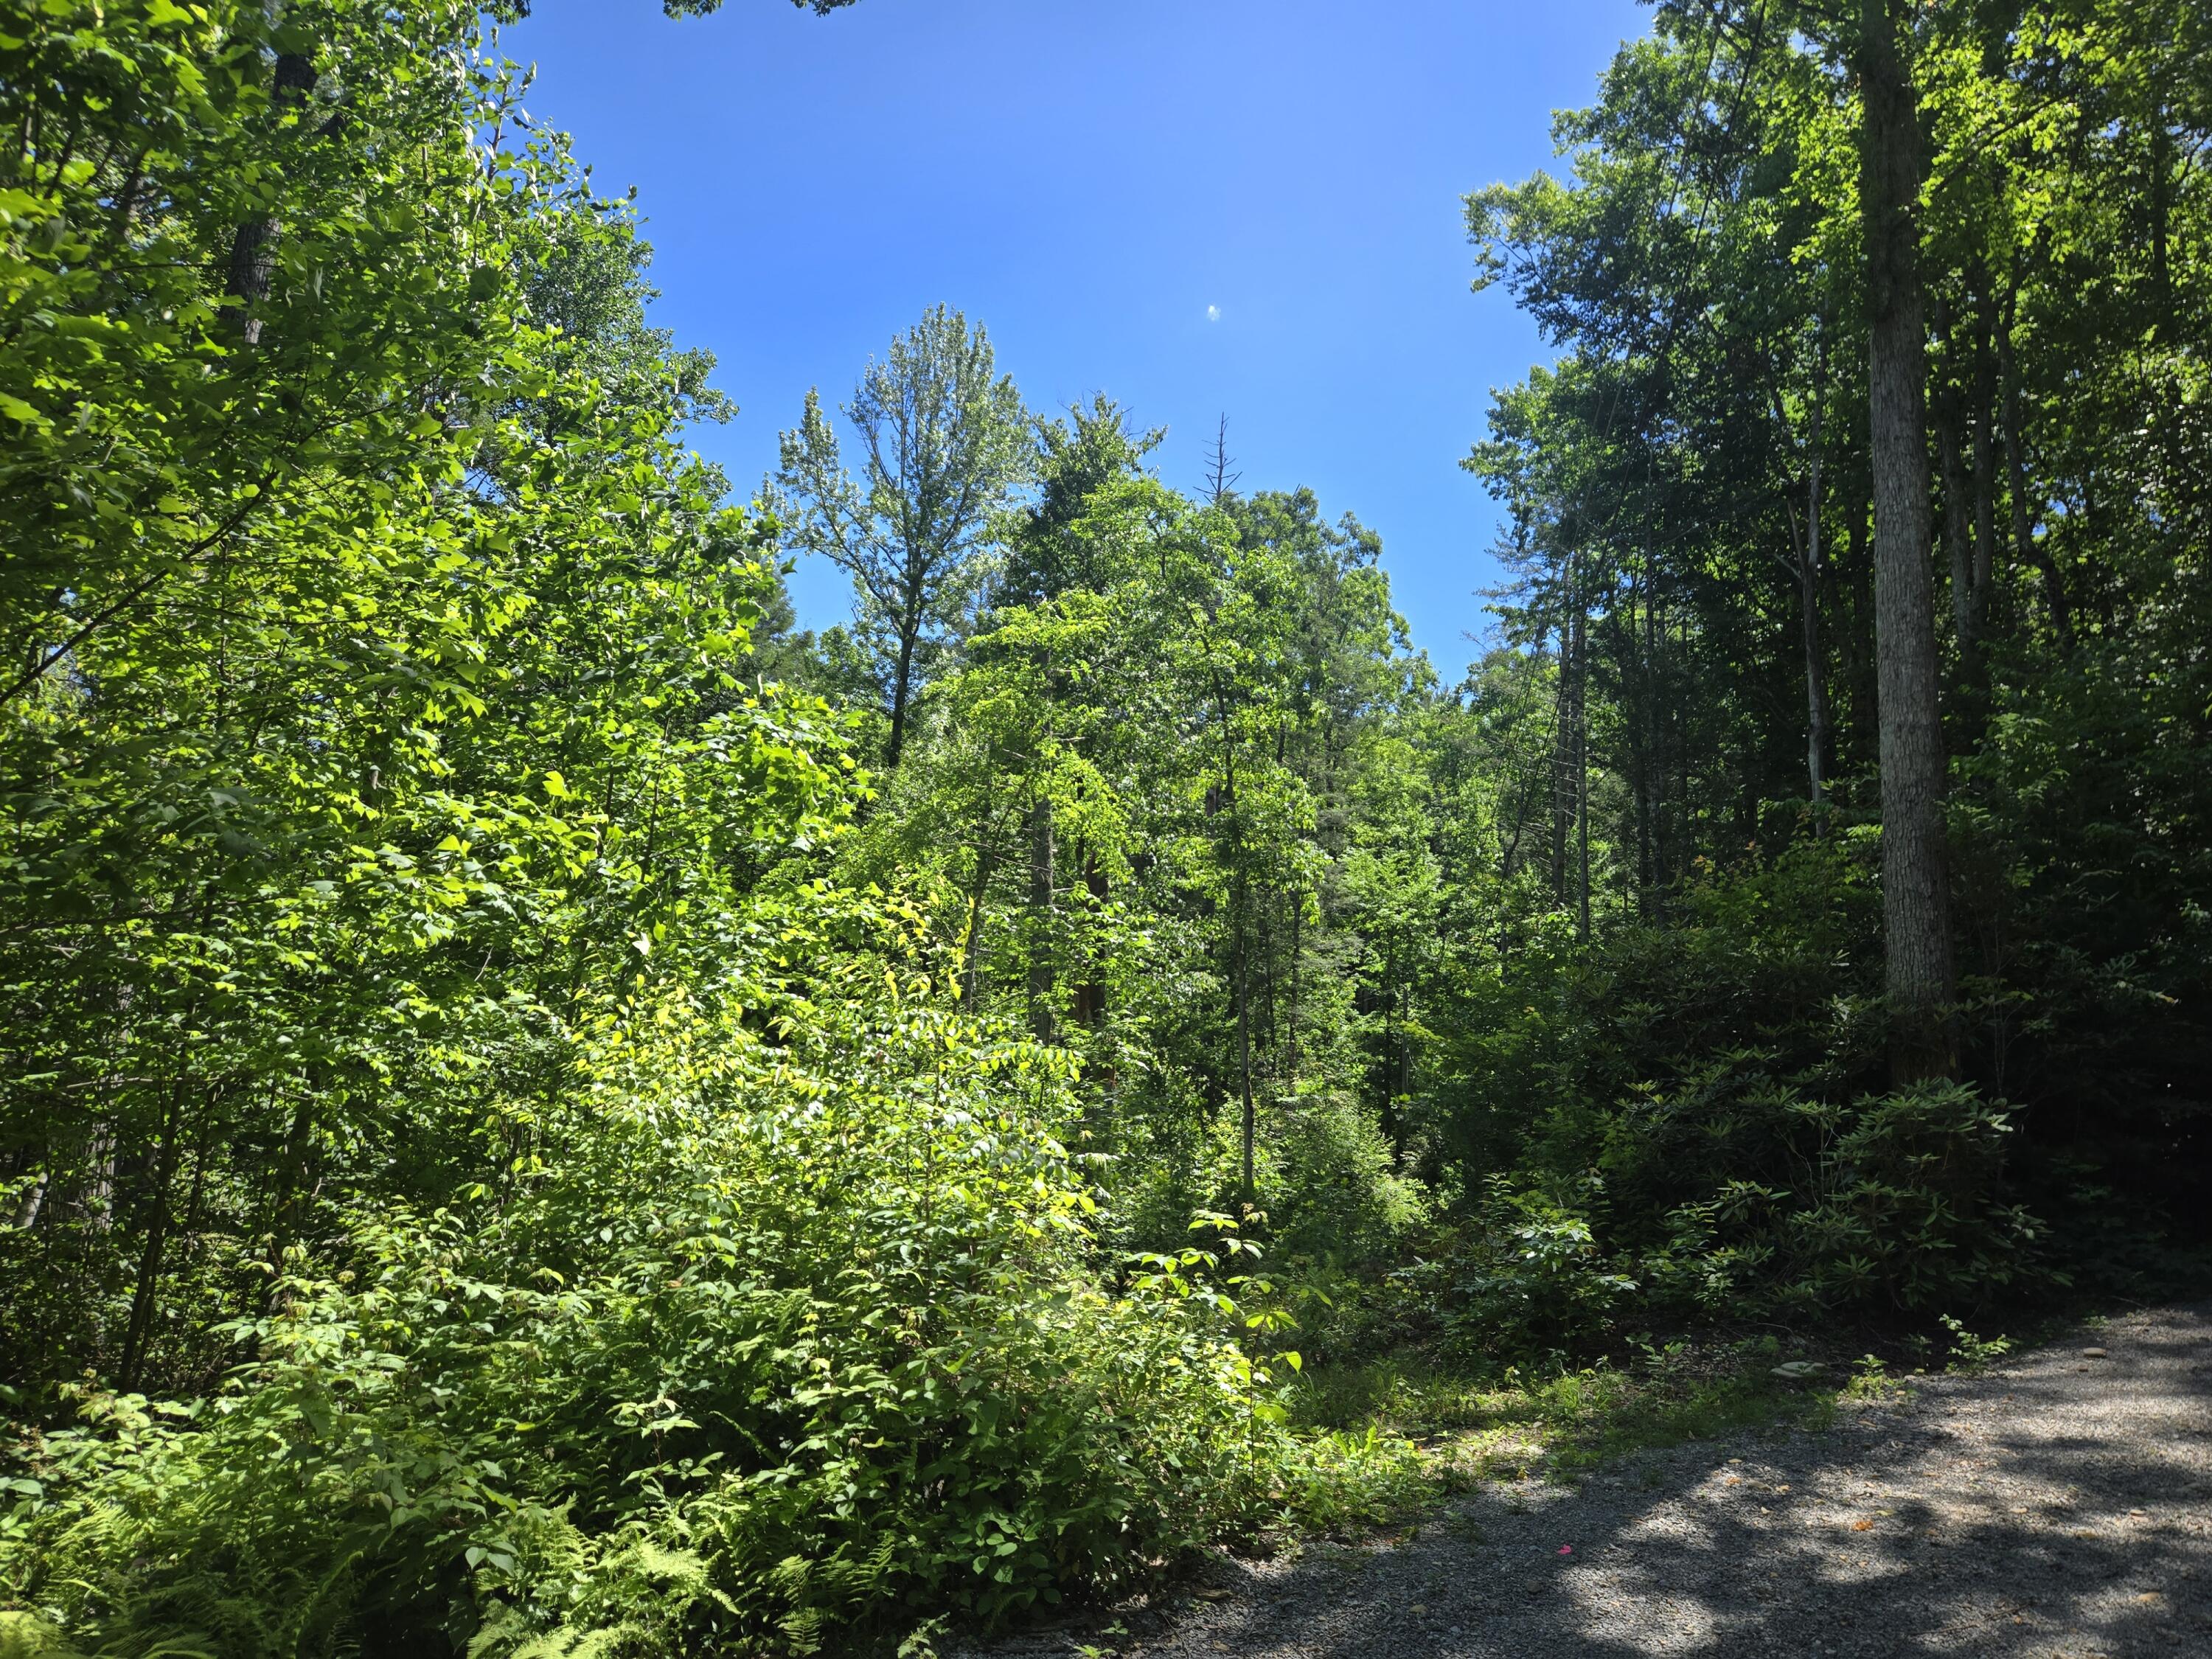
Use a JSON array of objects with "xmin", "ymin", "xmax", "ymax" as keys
[
  {"xmin": 1643, "ymin": 588, "xmax": 1669, "ymax": 904},
  {"xmin": 118, "ymin": 1097, "xmax": 184, "ymax": 1390},
  {"xmin": 1781, "ymin": 332, "xmax": 1832, "ymax": 810},
  {"xmin": 960, "ymin": 825, "xmax": 995, "ymax": 1012},
  {"xmin": 1998, "ymin": 316, "xmax": 2072, "ymax": 653},
  {"xmin": 1548, "ymin": 626, "xmax": 1575, "ymax": 908},
  {"xmin": 1236, "ymin": 931, "xmax": 1256, "ymax": 1203},
  {"xmin": 1972, "ymin": 299, "xmax": 1998, "ymax": 626},
  {"xmin": 1072, "ymin": 849, "xmax": 1107, "ymax": 1028},
  {"xmin": 12, "ymin": 1168, "xmax": 49, "ymax": 1231},
  {"xmin": 2149, "ymin": 108, "xmax": 2172, "ymax": 339},
  {"xmin": 222, "ymin": 46, "xmax": 316, "ymax": 345},
  {"xmin": 1026, "ymin": 799, "xmax": 1055, "ymax": 1040},
  {"xmin": 1858, "ymin": 0, "xmax": 1956, "ymax": 1080},
  {"xmin": 886, "ymin": 614, "xmax": 919, "ymax": 768},
  {"xmin": 1203, "ymin": 664, "xmax": 1259, "ymax": 1206},
  {"xmin": 1936, "ymin": 378, "xmax": 1982, "ymax": 681},
  {"xmin": 1784, "ymin": 498, "xmax": 1832, "ymax": 810},
  {"xmin": 1571, "ymin": 597, "xmax": 1591, "ymax": 942}
]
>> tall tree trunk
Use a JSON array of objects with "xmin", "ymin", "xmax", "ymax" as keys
[
  {"xmin": 1933, "ymin": 295, "xmax": 1983, "ymax": 688},
  {"xmin": 1858, "ymin": 0, "xmax": 1957, "ymax": 1080},
  {"xmin": 268, "ymin": 1092, "xmax": 315, "ymax": 1266},
  {"xmin": 1072, "ymin": 850, "xmax": 1107, "ymax": 1029},
  {"xmin": 1237, "ymin": 930, "xmax": 1256, "ymax": 1203},
  {"xmin": 1571, "ymin": 598, "xmax": 1591, "ymax": 942},
  {"xmin": 1203, "ymin": 664, "xmax": 1259, "ymax": 1205},
  {"xmin": 1397, "ymin": 980, "xmax": 1413, "ymax": 1134},
  {"xmin": 2149, "ymin": 108, "xmax": 2172, "ymax": 340},
  {"xmin": 1783, "ymin": 492, "xmax": 1831, "ymax": 811},
  {"xmin": 886, "ymin": 619, "xmax": 920, "ymax": 769},
  {"xmin": 1643, "ymin": 588, "xmax": 1669, "ymax": 905},
  {"xmin": 1832, "ymin": 487, "xmax": 1872, "ymax": 761},
  {"xmin": 1674, "ymin": 613, "xmax": 1693, "ymax": 877},
  {"xmin": 1379, "ymin": 945, "xmax": 1398, "ymax": 1150},
  {"xmin": 1548, "ymin": 647, "xmax": 1571, "ymax": 908},
  {"xmin": 1799, "ymin": 549, "xmax": 1832, "ymax": 811},
  {"xmin": 119, "ymin": 1097, "xmax": 184, "ymax": 1390},
  {"xmin": 960, "ymin": 824, "xmax": 996, "ymax": 1012},
  {"xmin": 1937, "ymin": 390, "xmax": 1982, "ymax": 679},
  {"xmin": 1972, "ymin": 300, "xmax": 1998, "ymax": 627},
  {"xmin": 1624, "ymin": 574, "xmax": 1651, "ymax": 901},
  {"xmin": 223, "ymin": 37, "xmax": 316, "ymax": 344},
  {"xmin": 82, "ymin": 1118, "xmax": 116, "ymax": 1231},
  {"xmin": 1998, "ymin": 314, "xmax": 2073, "ymax": 653},
  {"xmin": 12, "ymin": 1168, "xmax": 49, "ymax": 1231},
  {"xmin": 1783, "ymin": 331, "xmax": 1833, "ymax": 810},
  {"xmin": 1026, "ymin": 800, "xmax": 1054, "ymax": 1040}
]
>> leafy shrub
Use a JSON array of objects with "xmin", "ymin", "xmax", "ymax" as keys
[
  {"xmin": 1267, "ymin": 1091, "xmax": 1430, "ymax": 1270},
  {"xmin": 0, "ymin": 984, "xmax": 1360, "ymax": 1658},
  {"xmin": 1410, "ymin": 835, "xmax": 2048, "ymax": 1354},
  {"xmin": 1268, "ymin": 1425, "xmax": 1427, "ymax": 1533},
  {"xmin": 1618, "ymin": 1073, "xmax": 2044, "ymax": 1317},
  {"xmin": 1421, "ymin": 1177, "xmax": 1637, "ymax": 1367}
]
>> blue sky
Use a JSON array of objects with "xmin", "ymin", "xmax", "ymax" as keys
[{"xmin": 504, "ymin": 0, "xmax": 1647, "ymax": 670}]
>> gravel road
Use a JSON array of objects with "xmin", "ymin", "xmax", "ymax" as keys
[{"xmin": 978, "ymin": 1302, "xmax": 2212, "ymax": 1659}]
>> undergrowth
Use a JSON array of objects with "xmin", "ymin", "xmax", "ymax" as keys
[
  {"xmin": 1273, "ymin": 1311, "xmax": 2077, "ymax": 1507},
  {"xmin": 1277, "ymin": 1291, "xmax": 2178, "ymax": 1522}
]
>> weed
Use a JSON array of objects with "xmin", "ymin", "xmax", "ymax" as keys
[
  {"xmin": 1287, "ymin": 1334, "xmax": 1838, "ymax": 1495},
  {"xmin": 1939, "ymin": 1315, "xmax": 2014, "ymax": 1370},
  {"xmin": 1843, "ymin": 1353, "xmax": 1916, "ymax": 1404}
]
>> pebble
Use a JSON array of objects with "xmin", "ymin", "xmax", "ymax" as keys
[{"xmin": 966, "ymin": 1304, "xmax": 2211, "ymax": 1659}]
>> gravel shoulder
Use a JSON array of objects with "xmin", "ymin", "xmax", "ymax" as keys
[{"xmin": 978, "ymin": 1302, "xmax": 2212, "ymax": 1659}]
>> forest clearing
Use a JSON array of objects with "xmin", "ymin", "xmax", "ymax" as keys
[{"xmin": 2, "ymin": 1, "xmax": 2207, "ymax": 1655}]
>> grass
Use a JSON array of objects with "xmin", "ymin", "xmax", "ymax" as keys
[
  {"xmin": 1264, "ymin": 1307, "xmax": 2070, "ymax": 1541},
  {"xmin": 1284, "ymin": 1333, "xmax": 1865, "ymax": 1501}
]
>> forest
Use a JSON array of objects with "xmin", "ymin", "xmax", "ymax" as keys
[{"xmin": 1, "ymin": 0, "xmax": 2205, "ymax": 1654}]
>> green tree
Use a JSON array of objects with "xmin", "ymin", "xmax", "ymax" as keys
[
  {"xmin": 774, "ymin": 306, "xmax": 1031, "ymax": 767},
  {"xmin": 1, "ymin": 12, "xmax": 1412, "ymax": 1655}
]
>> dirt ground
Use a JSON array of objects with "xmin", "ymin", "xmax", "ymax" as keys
[{"xmin": 975, "ymin": 1301, "xmax": 2212, "ymax": 1659}]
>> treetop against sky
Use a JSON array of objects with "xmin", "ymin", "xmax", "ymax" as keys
[{"xmin": 505, "ymin": 0, "xmax": 1647, "ymax": 661}]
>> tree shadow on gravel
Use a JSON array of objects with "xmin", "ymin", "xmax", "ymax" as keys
[{"xmin": 1141, "ymin": 1306, "xmax": 2212, "ymax": 1659}]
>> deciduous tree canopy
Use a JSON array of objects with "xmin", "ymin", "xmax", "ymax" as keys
[{"xmin": 1, "ymin": 1, "xmax": 2205, "ymax": 1653}]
